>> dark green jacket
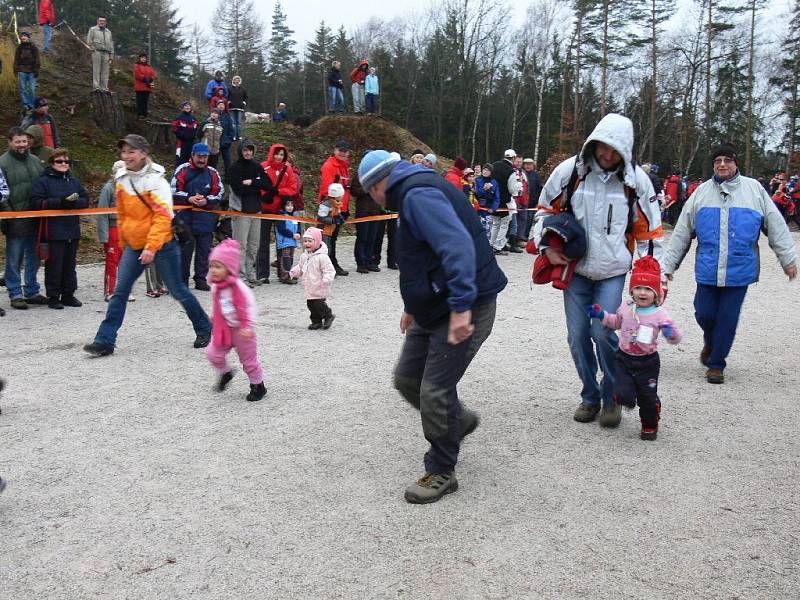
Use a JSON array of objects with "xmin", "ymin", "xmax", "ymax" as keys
[{"xmin": 0, "ymin": 149, "xmax": 45, "ymax": 237}]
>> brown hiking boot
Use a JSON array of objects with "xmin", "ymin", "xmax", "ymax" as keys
[
  {"xmin": 706, "ymin": 368, "xmax": 724, "ymax": 384},
  {"xmin": 598, "ymin": 403, "xmax": 622, "ymax": 428},
  {"xmin": 573, "ymin": 402, "xmax": 601, "ymax": 423},
  {"xmin": 700, "ymin": 345, "xmax": 712, "ymax": 366},
  {"xmin": 404, "ymin": 472, "xmax": 458, "ymax": 504}
]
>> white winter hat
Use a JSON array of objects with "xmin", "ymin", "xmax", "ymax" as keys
[
  {"xmin": 504, "ymin": 149, "xmax": 517, "ymax": 159},
  {"xmin": 327, "ymin": 182, "xmax": 345, "ymax": 198}
]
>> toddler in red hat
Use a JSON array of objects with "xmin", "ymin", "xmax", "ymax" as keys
[{"xmin": 586, "ymin": 255, "xmax": 681, "ymax": 440}]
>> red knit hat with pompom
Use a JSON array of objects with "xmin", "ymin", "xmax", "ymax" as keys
[{"xmin": 630, "ymin": 256, "xmax": 662, "ymax": 304}]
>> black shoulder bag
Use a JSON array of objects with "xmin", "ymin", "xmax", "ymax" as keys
[{"xmin": 128, "ymin": 177, "xmax": 192, "ymax": 244}]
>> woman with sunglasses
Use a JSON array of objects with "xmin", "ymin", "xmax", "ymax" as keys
[{"xmin": 30, "ymin": 149, "xmax": 89, "ymax": 309}]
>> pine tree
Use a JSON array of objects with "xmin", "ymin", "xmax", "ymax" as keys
[{"xmin": 266, "ymin": 0, "xmax": 297, "ymax": 106}]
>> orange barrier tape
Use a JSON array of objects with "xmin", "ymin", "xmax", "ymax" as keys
[{"xmin": 0, "ymin": 206, "xmax": 399, "ymax": 225}]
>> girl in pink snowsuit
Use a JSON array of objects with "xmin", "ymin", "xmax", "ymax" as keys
[
  {"xmin": 206, "ymin": 239, "xmax": 266, "ymax": 401},
  {"xmin": 290, "ymin": 227, "xmax": 336, "ymax": 330}
]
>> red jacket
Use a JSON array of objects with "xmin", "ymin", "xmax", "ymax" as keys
[
  {"xmin": 133, "ymin": 63, "xmax": 156, "ymax": 92},
  {"xmin": 260, "ymin": 144, "xmax": 299, "ymax": 213},
  {"xmin": 208, "ymin": 88, "xmax": 228, "ymax": 111},
  {"xmin": 664, "ymin": 175, "xmax": 681, "ymax": 202},
  {"xmin": 319, "ymin": 154, "xmax": 351, "ymax": 212},
  {"xmin": 444, "ymin": 166, "xmax": 464, "ymax": 189},
  {"xmin": 39, "ymin": 0, "xmax": 56, "ymax": 25},
  {"xmin": 350, "ymin": 61, "xmax": 369, "ymax": 85}
]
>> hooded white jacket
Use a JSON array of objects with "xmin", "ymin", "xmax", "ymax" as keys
[{"xmin": 532, "ymin": 113, "xmax": 662, "ymax": 281}]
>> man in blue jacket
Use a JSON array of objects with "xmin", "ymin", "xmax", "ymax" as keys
[
  {"xmin": 358, "ymin": 150, "xmax": 507, "ymax": 504},
  {"xmin": 171, "ymin": 143, "xmax": 223, "ymax": 291}
]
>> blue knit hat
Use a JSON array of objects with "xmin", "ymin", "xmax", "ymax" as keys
[
  {"xmin": 358, "ymin": 150, "xmax": 401, "ymax": 190},
  {"xmin": 192, "ymin": 143, "xmax": 210, "ymax": 155}
]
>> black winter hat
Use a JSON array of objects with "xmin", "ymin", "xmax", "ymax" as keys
[{"xmin": 710, "ymin": 142, "xmax": 738, "ymax": 164}]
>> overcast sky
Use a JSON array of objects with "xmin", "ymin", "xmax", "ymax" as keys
[{"xmin": 173, "ymin": 0, "xmax": 792, "ymax": 54}]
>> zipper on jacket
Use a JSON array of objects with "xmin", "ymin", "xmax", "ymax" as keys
[{"xmin": 606, "ymin": 205, "xmax": 613, "ymax": 235}]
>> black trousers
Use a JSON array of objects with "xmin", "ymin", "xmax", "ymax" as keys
[
  {"xmin": 307, "ymin": 298, "xmax": 332, "ymax": 323},
  {"xmin": 45, "ymin": 239, "xmax": 78, "ymax": 299},
  {"xmin": 135, "ymin": 91, "xmax": 150, "ymax": 117},
  {"xmin": 614, "ymin": 351, "xmax": 661, "ymax": 429},
  {"xmin": 325, "ymin": 225, "xmax": 341, "ymax": 268},
  {"xmin": 355, "ymin": 220, "xmax": 381, "ymax": 266},
  {"xmin": 180, "ymin": 232, "xmax": 213, "ymax": 285},
  {"xmin": 256, "ymin": 220, "xmax": 274, "ymax": 280},
  {"xmin": 373, "ymin": 219, "xmax": 396, "ymax": 266}
]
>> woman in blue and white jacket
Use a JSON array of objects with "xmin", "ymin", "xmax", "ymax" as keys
[{"xmin": 663, "ymin": 143, "xmax": 797, "ymax": 384}]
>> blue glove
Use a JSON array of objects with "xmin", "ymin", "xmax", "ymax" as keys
[
  {"xmin": 662, "ymin": 323, "xmax": 674, "ymax": 339},
  {"xmin": 586, "ymin": 304, "xmax": 605, "ymax": 319}
]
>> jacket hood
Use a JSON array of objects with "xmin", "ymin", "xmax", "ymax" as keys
[
  {"xmin": 386, "ymin": 161, "xmax": 431, "ymax": 192},
  {"xmin": 237, "ymin": 139, "xmax": 257, "ymax": 161},
  {"xmin": 115, "ymin": 159, "xmax": 165, "ymax": 181},
  {"xmin": 267, "ymin": 143, "xmax": 288, "ymax": 167},
  {"xmin": 358, "ymin": 60, "xmax": 369, "ymax": 69},
  {"xmin": 312, "ymin": 241, "xmax": 329, "ymax": 256},
  {"xmin": 576, "ymin": 113, "xmax": 636, "ymax": 188},
  {"xmin": 25, "ymin": 125, "xmax": 44, "ymax": 147}
]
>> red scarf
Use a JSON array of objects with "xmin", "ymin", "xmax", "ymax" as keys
[{"xmin": 211, "ymin": 276, "xmax": 250, "ymax": 347}]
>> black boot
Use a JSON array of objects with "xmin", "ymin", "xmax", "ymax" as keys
[
  {"xmin": 246, "ymin": 382, "xmax": 266, "ymax": 402},
  {"xmin": 331, "ymin": 257, "xmax": 349, "ymax": 276},
  {"xmin": 216, "ymin": 371, "xmax": 234, "ymax": 392}
]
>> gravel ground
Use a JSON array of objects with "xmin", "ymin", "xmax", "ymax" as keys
[{"xmin": 2, "ymin": 233, "xmax": 799, "ymax": 599}]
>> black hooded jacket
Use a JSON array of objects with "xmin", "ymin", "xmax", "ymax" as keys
[{"xmin": 225, "ymin": 140, "xmax": 273, "ymax": 213}]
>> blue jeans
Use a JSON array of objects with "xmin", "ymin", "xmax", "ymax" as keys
[
  {"xmin": 328, "ymin": 86, "xmax": 344, "ymax": 112},
  {"xmin": 4, "ymin": 234, "xmax": 41, "ymax": 299},
  {"xmin": 18, "ymin": 72, "xmax": 36, "ymax": 109},
  {"xmin": 694, "ymin": 284, "xmax": 748, "ymax": 370},
  {"xmin": 563, "ymin": 273, "xmax": 626, "ymax": 407},
  {"xmin": 93, "ymin": 240, "xmax": 211, "ymax": 347},
  {"xmin": 230, "ymin": 110, "xmax": 242, "ymax": 139},
  {"xmin": 42, "ymin": 24, "xmax": 52, "ymax": 52}
]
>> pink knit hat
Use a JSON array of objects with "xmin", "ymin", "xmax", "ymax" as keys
[
  {"xmin": 209, "ymin": 238, "xmax": 241, "ymax": 276},
  {"xmin": 303, "ymin": 227, "xmax": 323, "ymax": 250}
]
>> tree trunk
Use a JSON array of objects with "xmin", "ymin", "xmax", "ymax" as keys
[
  {"xmin": 649, "ymin": 0, "xmax": 657, "ymax": 164},
  {"xmin": 704, "ymin": 0, "xmax": 712, "ymax": 178},
  {"xmin": 90, "ymin": 91, "xmax": 125, "ymax": 134},
  {"xmin": 600, "ymin": 0, "xmax": 609, "ymax": 117},
  {"xmin": 744, "ymin": 0, "xmax": 756, "ymax": 175},
  {"xmin": 534, "ymin": 71, "xmax": 547, "ymax": 165}
]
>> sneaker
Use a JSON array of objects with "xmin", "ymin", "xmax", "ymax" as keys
[
  {"xmin": 573, "ymin": 402, "xmax": 601, "ymax": 423},
  {"xmin": 10, "ymin": 298, "xmax": 28, "ymax": 310},
  {"xmin": 308, "ymin": 322, "xmax": 323, "ymax": 330},
  {"xmin": 246, "ymin": 382, "xmax": 266, "ymax": 402},
  {"xmin": 48, "ymin": 297, "xmax": 64, "ymax": 310},
  {"xmin": 322, "ymin": 314, "xmax": 336, "ymax": 329},
  {"xmin": 216, "ymin": 371, "xmax": 234, "ymax": 392},
  {"xmin": 248, "ymin": 279, "xmax": 262, "ymax": 287},
  {"xmin": 508, "ymin": 245, "xmax": 523, "ymax": 254},
  {"xmin": 61, "ymin": 296, "xmax": 82, "ymax": 308},
  {"xmin": 158, "ymin": 288, "xmax": 169, "ymax": 295},
  {"xmin": 24, "ymin": 294, "xmax": 48, "ymax": 305},
  {"xmin": 700, "ymin": 345, "xmax": 711, "ymax": 366},
  {"xmin": 404, "ymin": 472, "xmax": 458, "ymax": 504},
  {"xmin": 195, "ymin": 281, "xmax": 211, "ymax": 292},
  {"xmin": 146, "ymin": 290, "xmax": 161, "ymax": 298},
  {"xmin": 459, "ymin": 409, "xmax": 480, "ymax": 440},
  {"xmin": 706, "ymin": 368, "xmax": 724, "ymax": 384},
  {"xmin": 598, "ymin": 403, "xmax": 622, "ymax": 428},
  {"xmin": 258, "ymin": 278, "xmax": 270, "ymax": 285},
  {"xmin": 287, "ymin": 277, "xmax": 298, "ymax": 284},
  {"xmin": 356, "ymin": 265, "xmax": 370, "ymax": 274},
  {"xmin": 367, "ymin": 264, "xmax": 381, "ymax": 272},
  {"xmin": 193, "ymin": 333, "xmax": 211, "ymax": 348},
  {"xmin": 640, "ymin": 427, "xmax": 658, "ymax": 441},
  {"xmin": 83, "ymin": 342, "xmax": 114, "ymax": 357}
]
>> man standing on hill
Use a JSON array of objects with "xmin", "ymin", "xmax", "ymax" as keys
[
  {"xmin": 13, "ymin": 31, "xmax": 40, "ymax": 111},
  {"xmin": 39, "ymin": 0, "xmax": 56, "ymax": 53},
  {"xmin": 87, "ymin": 16, "xmax": 114, "ymax": 92},
  {"xmin": 21, "ymin": 97, "xmax": 60, "ymax": 149},
  {"xmin": 0, "ymin": 127, "xmax": 47, "ymax": 310},
  {"xmin": 490, "ymin": 149, "xmax": 521, "ymax": 254}
]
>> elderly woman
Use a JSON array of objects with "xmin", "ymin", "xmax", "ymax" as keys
[
  {"xmin": 83, "ymin": 134, "xmax": 211, "ymax": 357},
  {"xmin": 30, "ymin": 148, "xmax": 89, "ymax": 309}
]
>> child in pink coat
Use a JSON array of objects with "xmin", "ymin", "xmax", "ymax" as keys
[
  {"xmin": 587, "ymin": 256, "xmax": 681, "ymax": 441},
  {"xmin": 206, "ymin": 239, "xmax": 266, "ymax": 401},
  {"xmin": 290, "ymin": 227, "xmax": 336, "ymax": 330}
]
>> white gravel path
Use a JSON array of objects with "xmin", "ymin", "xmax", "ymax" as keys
[{"xmin": 1, "ymin": 233, "xmax": 799, "ymax": 599}]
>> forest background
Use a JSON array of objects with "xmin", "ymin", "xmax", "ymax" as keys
[{"xmin": 3, "ymin": 0, "xmax": 800, "ymax": 178}]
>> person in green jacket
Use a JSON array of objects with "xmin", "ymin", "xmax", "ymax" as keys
[{"xmin": 0, "ymin": 126, "xmax": 46, "ymax": 310}]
